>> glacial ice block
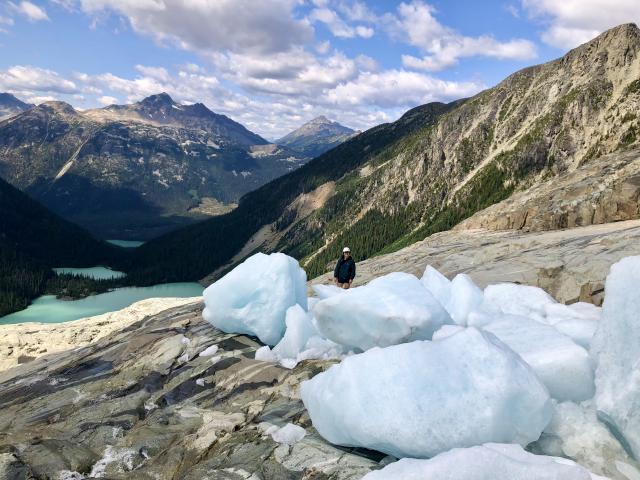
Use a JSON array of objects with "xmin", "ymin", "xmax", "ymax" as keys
[
  {"xmin": 202, "ymin": 252, "xmax": 307, "ymax": 345},
  {"xmin": 420, "ymin": 265, "xmax": 451, "ymax": 307},
  {"xmin": 362, "ymin": 443, "xmax": 606, "ymax": 480},
  {"xmin": 312, "ymin": 272, "xmax": 452, "ymax": 351},
  {"xmin": 272, "ymin": 305, "xmax": 319, "ymax": 360},
  {"xmin": 446, "ymin": 273, "xmax": 484, "ymax": 325},
  {"xmin": 483, "ymin": 316, "xmax": 594, "ymax": 402},
  {"xmin": 483, "ymin": 283, "xmax": 557, "ymax": 322},
  {"xmin": 256, "ymin": 304, "xmax": 346, "ymax": 368},
  {"xmin": 593, "ymin": 256, "xmax": 640, "ymax": 459},
  {"xmin": 300, "ymin": 328, "xmax": 552, "ymax": 458}
]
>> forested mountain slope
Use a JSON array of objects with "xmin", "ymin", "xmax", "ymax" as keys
[
  {"xmin": 0, "ymin": 177, "xmax": 120, "ymax": 316},
  {"xmin": 127, "ymin": 23, "xmax": 640, "ymax": 283}
]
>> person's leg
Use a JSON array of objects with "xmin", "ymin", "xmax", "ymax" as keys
[{"xmin": 341, "ymin": 282, "xmax": 350, "ymax": 290}]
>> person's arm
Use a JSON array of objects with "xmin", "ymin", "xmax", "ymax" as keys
[
  {"xmin": 349, "ymin": 260, "xmax": 356, "ymax": 285},
  {"xmin": 334, "ymin": 259, "xmax": 341, "ymax": 284}
]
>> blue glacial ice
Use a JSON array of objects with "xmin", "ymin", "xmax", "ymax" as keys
[
  {"xmin": 362, "ymin": 443, "xmax": 606, "ymax": 480},
  {"xmin": 202, "ymin": 252, "xmax": 307, "ymax": 345},
  {"xmin": 312, "ymin": 272, "xmax": 452, "ymax": 351},
  {"xmin": 300, "ymin": 328, "xmax": 552, "ymax": 458}
]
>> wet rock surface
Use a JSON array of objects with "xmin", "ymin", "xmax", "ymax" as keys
[{"xmin": 0, "ymin": 302, "xmax": 379, "ymax": 479}]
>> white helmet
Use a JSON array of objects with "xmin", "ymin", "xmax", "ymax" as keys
[{"xmin": 342, "ymin": 247, "xmax": 351, "ymax": 253}]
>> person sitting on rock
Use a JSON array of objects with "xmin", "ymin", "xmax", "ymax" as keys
[{"xmin": 334, "ymin": 247, "xmax": 356, "ymax": 289}]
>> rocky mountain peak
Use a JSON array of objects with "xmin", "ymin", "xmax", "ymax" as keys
[
  {"xmin": 0, "ymin": 92, "xmax": 30, "ymax": 108},
  {"xmin": 0, "ymin": 92, "xmax": 33, "ymax": 120},
  {"xmin": 38, "ymin": 100, "xmax": 78, "ymax": 116},
  {"xmin": 560, "ymin": 22, "xmax": 640, "ymax": 72},
  {"xmin": 276, "ymin": 115, "xmax": 357, "ymax": 158},
  {"xmin": 309, "ymin": 115, "xmax": 331, "ymax": 124},
  {"xmin": 139, "ymin": 92, "xmax": 175, "ymax": 107}
]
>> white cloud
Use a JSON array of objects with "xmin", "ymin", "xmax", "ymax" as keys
[
  {"xmin": 522, "ymin": 0, "xmax": 640, "ymax": 48},
  {"xmin": 0, "ymin": 65, "xmax": 78, "ymax": 93},
  {"xmin": 211, "ymin": 49, "xmax": 359, "ymax": 96},
  {"xmin": 325, "ymin": 69, "xmax": 484, "ymax": 107},
  {"xmin": 391, "ymin": 1, "xmax": 537, "ymax": 71},
  {"xmin": 505, "ymin": 4, "xmax": 520, "ymax": 18},
  {"xmin": 355, "ymin": 25, "xmax": 374, "ymax": 38},
  {"xmin": 309, "ymin": 6, "xmax": 374, "ymax": 38},
  {"xmin": 97, "ymin": 95, "xmax": 118, "ymax": 105},
  {"xmin": 9, "ymin": 1, "xmax": 49, "ymax": 22},
  {"xmin": 0, "ymin": 16, "xmax": 15, "ymax": 25},
  {"xmin": 25, "ymin": 95, "xmax": 57, "ymax": 103},
  {"xmin": 78, "ymin": 0, "xmax": 313, "ymax": 55}
]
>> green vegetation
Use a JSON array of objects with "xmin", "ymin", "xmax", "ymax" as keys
[
  {"xmin": 624, "ymin": 78, "xmax": 640, "ymax": 95},
  {"xmin": 619, "ymin": 125, "xmax": 637, "ymax": 148},
  {"xmin": 621, "ymin": 112, "xmax": 637, "ymax": 123},
  {"xmin": 0, "ymin": 176, "xmax": 125, "ymax": 316}
]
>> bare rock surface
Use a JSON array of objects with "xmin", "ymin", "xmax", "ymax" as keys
[
  {"xmin": 312, "ymin": 220, "xmax": 640, "ymax": 305},
  {"xmin": 0, "ymin": 297, "xmax": 201, "ymax": 373},
  {"xmin": 457, "ymin": 148, "xmax": 640, "ymax": 232},
  {"xmin": 0, "ymin": 302, "xmax": 380, "ymax": 479}
]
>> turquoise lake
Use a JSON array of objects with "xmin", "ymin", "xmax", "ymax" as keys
[
  {"xmin": 0, "ymin": 283, "xmax": 203, "ymax": 325},
  {"xmin": 53, "ymin": 266, "xmax": 126, "ymax": 279},
  {"xmin": 106, "ymin": 239, "xmax": 145, "ymax": 248}
]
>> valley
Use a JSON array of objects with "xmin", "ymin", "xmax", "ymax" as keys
[
  {"xmin": 0, "ymin": 93, "xmax": 310, "ymax": 239},
  {"xmin": 3, "ymin": 14, "xmax": 640, "ymax": 480}
]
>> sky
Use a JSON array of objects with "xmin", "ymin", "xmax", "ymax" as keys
[{"xmin": 0, "ymin": 0, "xmax": 639, "ymax": 140}]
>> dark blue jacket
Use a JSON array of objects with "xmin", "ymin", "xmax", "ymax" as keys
[{"xmin": 334, "ymin": 257, "xmax": 356, "ymax": 283}]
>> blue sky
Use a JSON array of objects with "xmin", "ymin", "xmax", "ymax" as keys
[{"xmin": 0, "ymin": 0, "xmax": 638, "ymax": 138}]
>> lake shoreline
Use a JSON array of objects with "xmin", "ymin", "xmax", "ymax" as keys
[
  {"xmin": 1, "ymin": 282, "xmax": 204, "ymax": 325},
  {"xmin": 0, "ymin": 296, "xmax": 202, "ymax": 372}
]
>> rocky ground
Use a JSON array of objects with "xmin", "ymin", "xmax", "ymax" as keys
[
  {"xmin": 0, "ymin": 302, "xmax": 381, "ymax": 479},
  {"xmin": 457, "ymin": 149, "xmax": 640, "ymax": 232},
  {"xmin": 0, "ymin": 297, "xmax": 200, "ymax": 373},
  {"xmin": 312, "ymin": 219, "xmax": 640, "ymax": 305}
]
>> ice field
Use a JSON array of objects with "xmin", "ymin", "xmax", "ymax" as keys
[{"xmin": 203, "ymin": 252, "xmax": 640, "ymax": 479}]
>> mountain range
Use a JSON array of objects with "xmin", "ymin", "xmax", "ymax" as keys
[
  {"xmin": 3, "ymin": 23, "xmax": 640, "ymax": 316},
  {"xmin": 276, "ymin": 115, "xmax": 358, "ymax": 159},
  {"xmin": 126, "ymin": 23, "xmax": 640, "ymax": 285},
  {"xmin": 0, "ymin": 93, "xmax": 309, "ymax": 239}
]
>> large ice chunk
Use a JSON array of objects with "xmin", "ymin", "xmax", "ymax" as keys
[
  {"xmin": 272, "ymin": 305, "xmax": 319, "ymax": 360},
  {"xmin": 483, "ymin": 316, "xmax": 595, "ymax": 402},
  {"xmin": 258, "ymin": 304, "xmax": 346, "ymax": 368},
  {"xmin": 483, "ymin": 283, "xmax": 557, "ymax": 322},
  {"xmin": 301, "ymin": 328, "xmax": 552, "ymax": 458},
  {"xmin": 446, "ymin": 273, "xmax": 484, "ymax": 325},
  {"xmin": 202, "ymin": 253, "xmax": 307, "ymax": 346},
  {"xmin": 420, "ymin": 265, "xmax": 451, "ymax": 307},
  {"xmin": 545, "ymin": 302, "xmax": 600, "ymax": 349},
  {"xmin": 362, "ymin": 443, "xmax": 607, "ymax": 480},
  {"xmin": 534, "ymin": 401, "xmax": 639, "ymax": 479},
  {"xmin": 593, "ymin": 256, "xmax": 640, "ymax": 459},
  {"xmin": 312, "ymin": 272, "xmax": 452, "ymax": 351}
]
